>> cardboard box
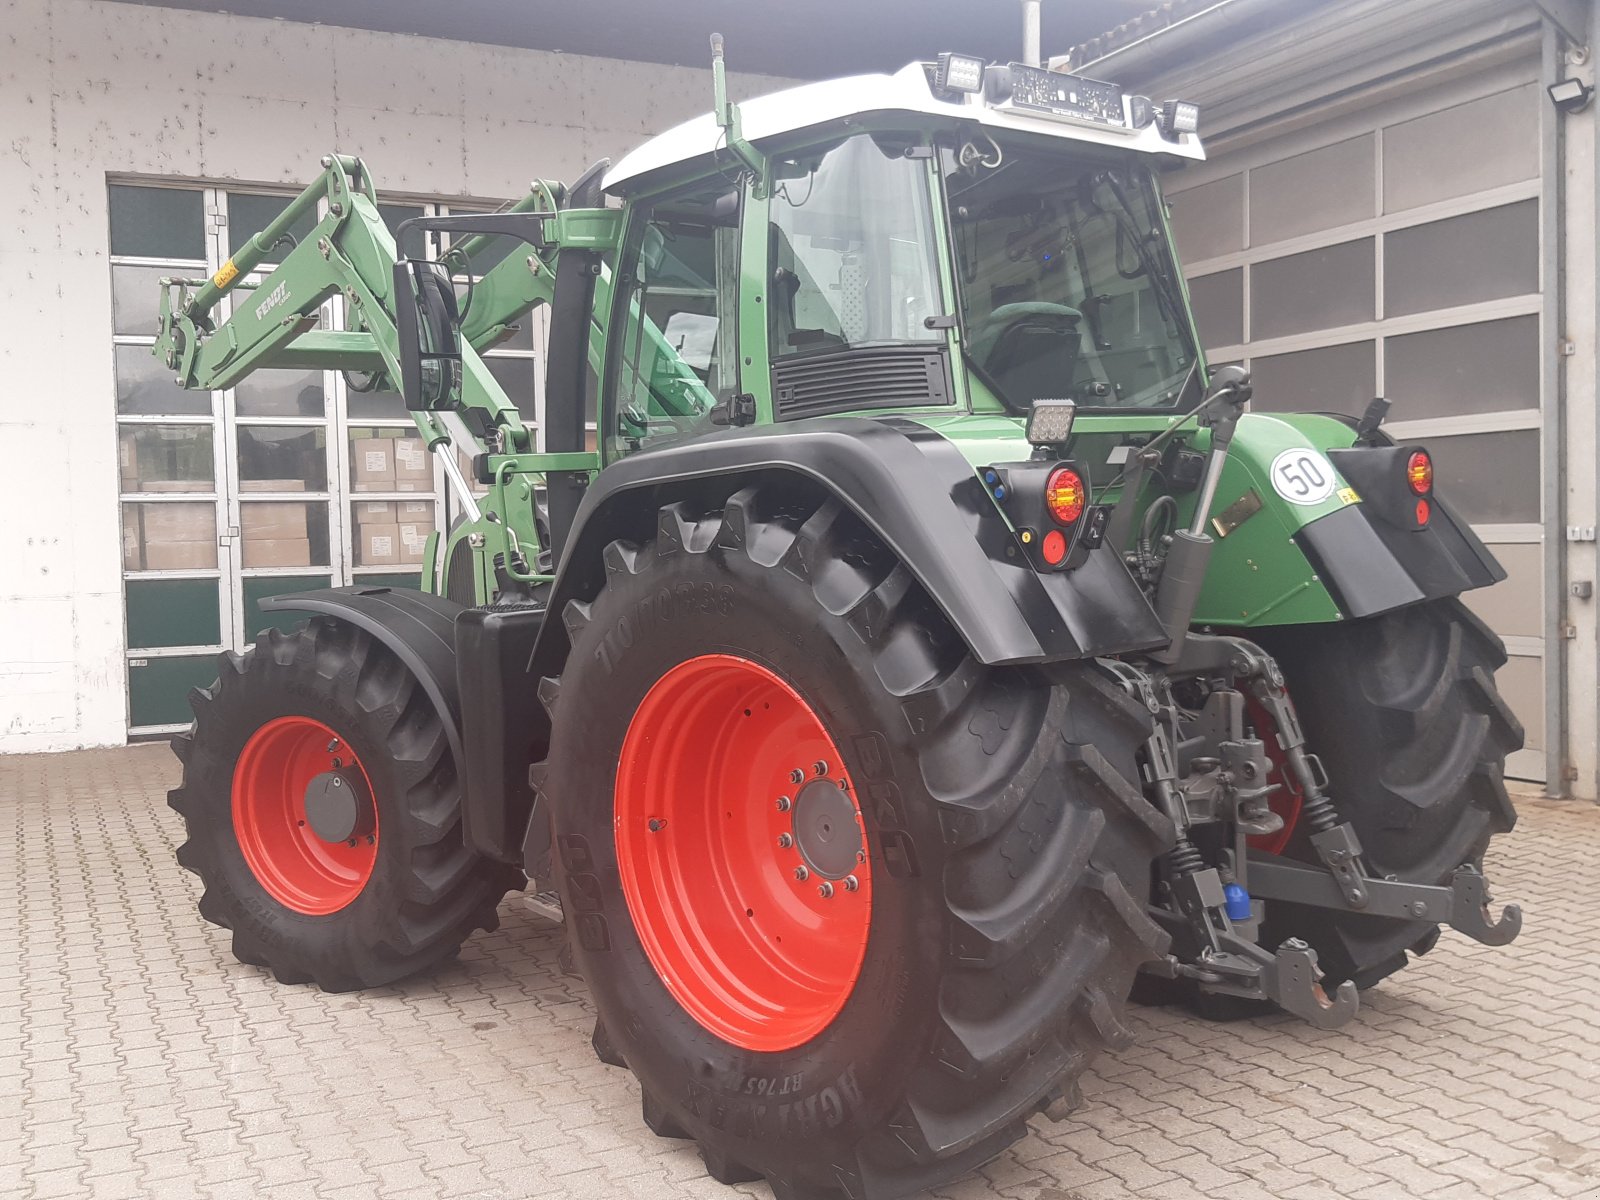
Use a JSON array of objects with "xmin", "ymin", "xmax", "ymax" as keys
[
  {"xmin": 121, "ymin": 430, "xmax": 211, "ymax": 490},
  {"xmin": 144, "ymin": 541, "xmax": 217, "ymax": 571},
  {"xmin": 397, "ymin": 522, "xmax": 430, "ymax": 565},
  {"xmin": 396, "ymin": 499, "xmax": 433, "ymax": 522},
  {"xmin": 352, "ymin": 437, "xmax": 395, "ymax": 491},
  {"xmin": 242, "ymin": 538, "xmax": 313, "ymax": 569},
  {"xmin": 240, "ymin": 502, "xmax": 309, "ymax": 541},
  {"xmin": 393, "ymin": 437, "xmax": 432, "ymax": 492},
  {"xmin": 352, "ymin": 500, "xmax": 395, "ymax": 526},
  {"xmin": 139, "ymin": 479, "xmax": 211, "ymax": 493},
  {"xmin": 119, "ymin": 435, "xmax": 137, "ymax": 486},
  {"xmin": 240, "ymin": 479, "xmax": 307, "ymax": 493},
  {"xmin": 122, "ymin": 520, "xmax": 142, "ymax": 572},
  {"xmin": 140, "ymin": 503, "xmax": 215, "ymax": 544},
  {"xmin": 357, "ymin": 523, "xmax": 401, "ymax": 567}
]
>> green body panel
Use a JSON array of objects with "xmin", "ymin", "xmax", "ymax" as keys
[
  {"xmin": 896, "ymin": 408, "xmax": 1373, "ymax": 628},
  {"xmin": 1188, "ymin": 413, "xmax": 1361, "ymax": 626}
]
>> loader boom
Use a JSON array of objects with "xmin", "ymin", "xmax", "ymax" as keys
[{"xmin": 153, "ymin": 154, "xmax": 607, "ymax": 588}]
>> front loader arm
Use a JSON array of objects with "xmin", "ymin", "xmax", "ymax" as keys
[{"xmin": 154, "ymin": 154, "xmax": 556, "ymax": 461}]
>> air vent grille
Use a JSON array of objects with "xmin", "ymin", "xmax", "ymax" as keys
[{"xmin": 772, "ymin": 346, "xmax": 952, "ymax": 421}]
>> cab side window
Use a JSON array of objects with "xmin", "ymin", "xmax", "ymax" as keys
[{"xmin": 605, "ymin": 182, "xmax": 741, "ymax": 458}]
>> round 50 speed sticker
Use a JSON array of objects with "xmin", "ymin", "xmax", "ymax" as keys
[{"xmin": 1268, "ymin": 447, "xmax": 1338, "ymax": 505}]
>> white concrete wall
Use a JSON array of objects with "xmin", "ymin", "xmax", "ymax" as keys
[{"xmin": 0, "ymin": 0, "xmax": 792, "ymax": 753}]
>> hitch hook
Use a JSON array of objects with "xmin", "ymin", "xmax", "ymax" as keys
[
  {"xmin": 1449, "ymin": 864, "xmax": 1522, "ymax": 946},
  {"xmin": 1267, "ymin": 939, "xmax": 1360, "ymax": 1030}
]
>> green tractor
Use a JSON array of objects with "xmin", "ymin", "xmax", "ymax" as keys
[{"xmin": 159, "ymin": 40, "xmax": 1523, "ymax": 1200}]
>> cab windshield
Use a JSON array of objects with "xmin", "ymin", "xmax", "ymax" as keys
[{"xmin": 942, "ymin": 138, "xmax": 1200, "ymax": 411}]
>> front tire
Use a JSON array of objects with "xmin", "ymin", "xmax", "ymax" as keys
[
  {"xmin": 538, "ymin": 486, "xmax": 1173, "ymax": 1199},
  {"xmin": 1254, "ymin": 597, "xmax": 1523, "ymax": 988},
  {"xmin": 169, "ymin": 617, "xmax": 520, "ymax": 992}
]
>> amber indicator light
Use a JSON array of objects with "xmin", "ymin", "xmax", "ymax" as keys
[
  {"xmin": 1406, "ymin": 450, "xmax": 1433, "ymax": 496},
  {"xmin": 1044, "ymin": 467, "xmax": 1086, "ymax": 525}
]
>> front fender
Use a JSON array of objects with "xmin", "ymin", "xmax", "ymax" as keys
[
  {"xmin": 258, "ymin": 585, "xmax": 466, "ymax": 766},
  {"xmin": 528, "ymin": 416, "xmax": 1168, "ymax": 687}
]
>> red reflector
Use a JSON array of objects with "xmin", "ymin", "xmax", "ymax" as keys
[
  {"xmin": 1415, "ymin": 497, "xmax": 1431, "ymax": 525},
  {"xmin": 1041, "ymin": 529, "xmax": 1068, "ymax": 565},
  {"xmin": 1044, "ymin": 467, "xmax": 1086, "ymax": 525},
  {"xmin": 1406, "ymin": 450, "xmax": 1433, "ymax": 495}
]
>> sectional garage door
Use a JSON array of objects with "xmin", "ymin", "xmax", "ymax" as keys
[{"xmin": 1166, "ymin": 55, "xmax": 1548, "ymax": 782}]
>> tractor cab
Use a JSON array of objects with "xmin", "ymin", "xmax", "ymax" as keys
[{"xmin": 591, "ymin": 59, "xmax": 1209, "ymax": 460}]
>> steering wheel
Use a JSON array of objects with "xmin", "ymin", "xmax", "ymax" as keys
[{"xmin": 969, "ymin": 302, "xmax": 1083, "ymax": 372}]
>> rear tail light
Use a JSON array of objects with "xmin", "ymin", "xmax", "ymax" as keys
[
  {"xmin": 1415, "ymin": 497, "xmax": 1431, "ymax": 525},
  {"xmin": 982, "ymin": 458, "xmax": 1105, "ymax": 572},
  {"xmin": 1406, "ymin": 450, "xmax": 1433, "ymax": 495},
  {"xmin": 1044, "ymin": 466, "xmax": 1086, "ymax": 526},
  {"xmin": 1041, "ymin": 529, "xmax": 1068, "ymax": 565}
]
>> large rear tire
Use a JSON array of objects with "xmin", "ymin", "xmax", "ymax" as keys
[
  {"xmin": 1253, "ymin": 597, "xmax": 1523, "ymax": 988},
  {"xmin": 169, "ymin": 617, "xmax": 521, "ymax": 992},
  {"xmin": 538, "ymin": 485, "xmax": 1173, "ymax": 1199}
]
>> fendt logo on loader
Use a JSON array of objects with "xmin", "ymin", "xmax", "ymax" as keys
[{"xmin": 253, "ymin": 281, "xmax": 291, "ymax": 322}]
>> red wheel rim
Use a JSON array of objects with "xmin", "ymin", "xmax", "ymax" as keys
[
  {"xmin": 615, "ymin": 654, "xmax": 872, "ymax": 1052},
  {"xmin": 232, "ymin": 716, "xmax": 379, "ymax": 915}
]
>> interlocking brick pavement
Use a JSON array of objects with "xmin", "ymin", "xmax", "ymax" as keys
[{"xmin": 3, "ymin": 744, "xmax": 1598, "ymax": 1200}]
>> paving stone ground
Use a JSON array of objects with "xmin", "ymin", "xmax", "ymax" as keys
[{"xmin": 3, "ymin": 744, "xmax": 1598, "ymax": 1200}]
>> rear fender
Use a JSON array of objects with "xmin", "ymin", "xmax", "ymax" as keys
[
  {"xmin": 527, "ymin": 416, "xmax": 1169, "ymax": 690},
  {"xmin": 1189, "ymin": 413, "xmax": 1504, "ymax": 625}
]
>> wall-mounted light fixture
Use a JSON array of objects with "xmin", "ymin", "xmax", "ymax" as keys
[{"xmin": 1549, "ymin": 76, "xmax": 1594, "ymax": 114}]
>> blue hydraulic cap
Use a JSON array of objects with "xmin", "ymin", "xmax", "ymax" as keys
[{"xmin": 1223, "ymin": 882, "xmax": 1251, "ymax": 922}]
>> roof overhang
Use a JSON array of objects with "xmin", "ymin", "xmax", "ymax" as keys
[{"xmin": 604, "ymin": 61, "xmax": 1205, "ymax": 191}]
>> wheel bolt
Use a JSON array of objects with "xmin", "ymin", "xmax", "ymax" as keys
[
  {"xmin": 843, "ymin": 874, "xmax": 859, "ymax": 892},
  {"xmin": 856, "ymin": 850, "xmax": 867, "ymax": 864},
  {"xmin": 794, "ymin": 865, "xmax": 809, "ymax": 882},
  {"xmin": 776, "ymin": 795, "xmax": 792, "ymax": 812},
  {"xmin": 777, "ymin": 833, "xmax": 793, "ymax": 849},
  {"xmin": 648, "ymin": 818, "xmax": 666, "ymax": 832},
  {"xmin": 817, "ymin": 881, "xmax": 835, "ymax": 898},
  {"xmin": 789, "ymin": 768, "xmax": 805, "ymax": 785},
  {"xmin": 813, "ymin": 760, "xmax": 828, "ymax": 776}
]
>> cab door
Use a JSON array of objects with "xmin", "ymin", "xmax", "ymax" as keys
[{"xmin": 600, "ymin": 177, "xmax": 746, "ymax": 461}]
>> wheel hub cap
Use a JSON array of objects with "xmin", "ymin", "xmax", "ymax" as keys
[
  {"xmin": 791, "ymin": 778, "xmax": 862, "ymax": 879},
  {"xmin": 303, "ymin": 770, "xmax": 374, "ymax": 844},
  {"xmin": 232, "ymin": 716, "xmax": 379, "ymax": 915}
]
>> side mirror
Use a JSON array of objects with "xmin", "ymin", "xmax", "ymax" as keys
[
  {"xmin": 1204, "ymin": 364, "xmax": 1252, "ymax": 405},
  {"xmin": 393, "ymin": 259, "xmax": 462, "ymax": 411}
]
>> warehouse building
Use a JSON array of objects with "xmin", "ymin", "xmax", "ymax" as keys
[
  {"xmin": 1055, "ymin": 0, "xmax": 1597, "ymax": 794},
  {"xmin": 3, "ymin": 0, "xmax": 1598, "ymax": 800}
]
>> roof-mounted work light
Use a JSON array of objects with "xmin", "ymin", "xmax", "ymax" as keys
[
  {"xmin": 1549, "ymin": 77, "xmax": 1594, "ymax": 114},
  {"xmin": 936, "ymin": 52, "xmax": 987, "ymax": 94},
  {"xmin": 1159, "ymin": 100, "xmax": 1201, "ymax": 137}
]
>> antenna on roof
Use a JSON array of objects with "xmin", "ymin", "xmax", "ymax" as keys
[
  {"xmin": 1021, "ymin": 0, "xmax": 1042, "ymax": 67},
  {"xmin": 707, "ymin": 33, "xmax": 764, "ymax": 181}
]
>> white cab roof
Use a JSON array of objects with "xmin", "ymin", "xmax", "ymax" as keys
[{"xmin": 604, "ymin": 61, "xmax": 1204, "ymax": 191}]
